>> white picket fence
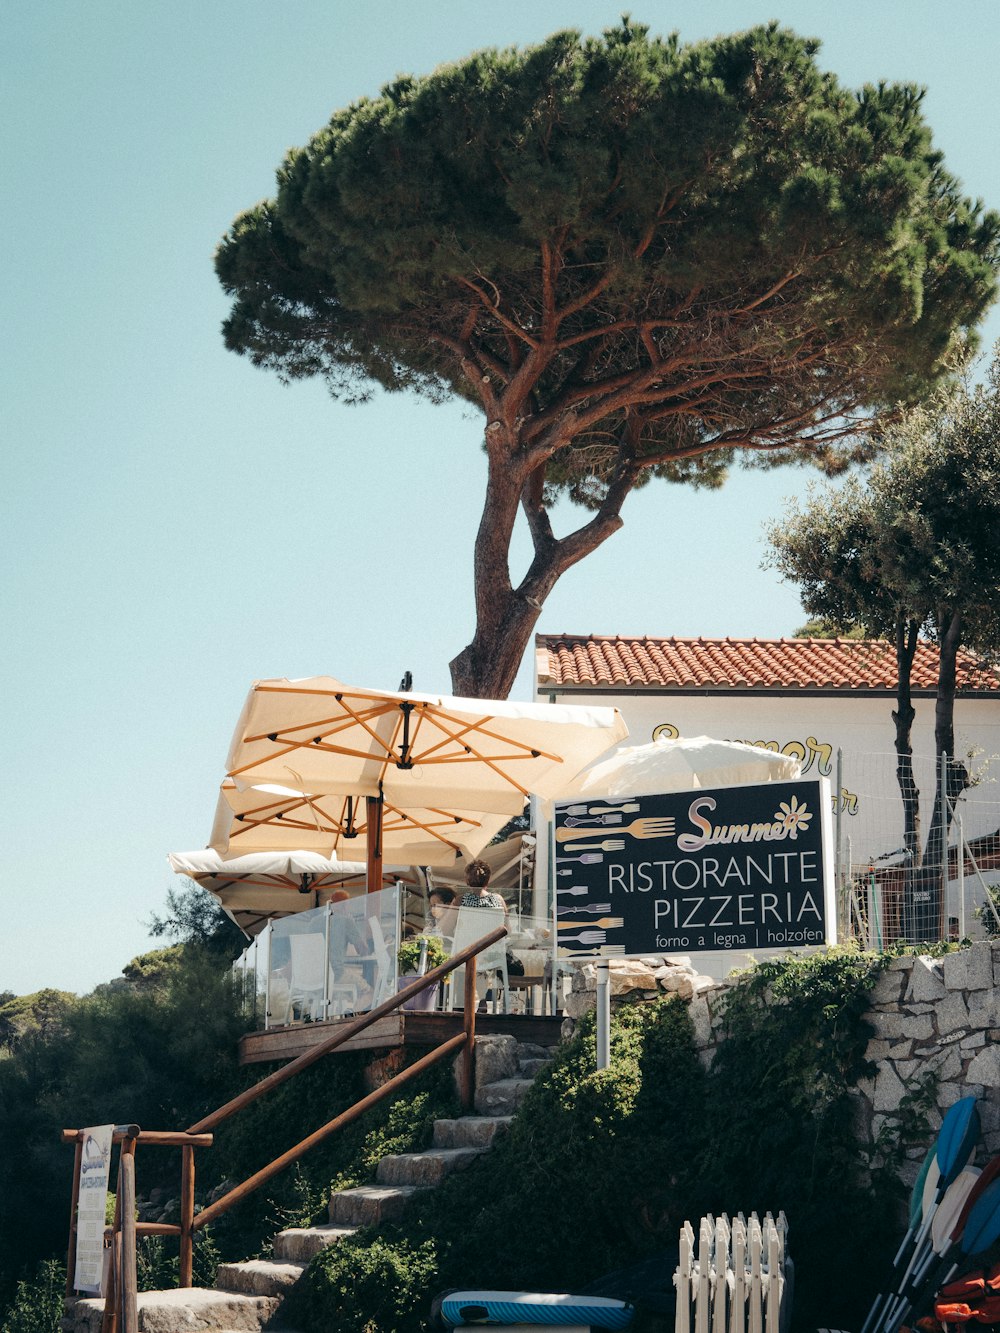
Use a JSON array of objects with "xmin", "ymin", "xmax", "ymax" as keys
[{"xmin": 674, "ymin": 1212, "xmax": 791, "ymax": 1333}]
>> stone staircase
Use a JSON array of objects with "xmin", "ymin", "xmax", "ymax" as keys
[{"xmin": 64, "ymin": 1036, "xmax": 552, "ymax": 1333}]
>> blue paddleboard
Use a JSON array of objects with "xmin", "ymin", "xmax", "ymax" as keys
[{"xmin": 439, "ymin": 1291, "xmax": 635, "ymax": 1329}]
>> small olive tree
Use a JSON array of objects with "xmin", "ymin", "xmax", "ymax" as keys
[{"xmin": 767, "ymin": 351, "xmax": 1000, "ymax": 938}]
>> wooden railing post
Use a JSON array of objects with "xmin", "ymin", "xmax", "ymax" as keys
[
  {"xmin": 118, "ymin": 1140, "xmax": 138, "ymax": 1333},
  {"xmin": 461, "ymin": 960, "xmax": 478, "ymax": 1112},
  {"xmin": 100, "ymin": 1126, "xmax": 139, "ymax": 1333},
  {"xmin": 179, "ymin": 1145, "xmax": 195, "ymax": 1287},
  {"xmin": 101, "ymin": 1235, "xmax": 118, "ymax": 1333}
]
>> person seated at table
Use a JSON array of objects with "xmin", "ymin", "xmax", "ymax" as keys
[
  {"xmin": 428, "ymin": 887, "xmax": 460, "ymax": 941},
  {"xmin": 459, "ymin": 860, "xmax": 507, "ymax": 912}
]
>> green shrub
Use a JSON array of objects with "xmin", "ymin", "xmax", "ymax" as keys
[
  {"xmin": 303, "ymin": 1231, "xmax": 439, "ymax": 1333},
  {"xmin": 299, "ymin": 950, "xmax": 927, "ymax": 1333},
  {"xmin": 0, "ymin": 1259, "xmax": 64, "ymax": 1333},
  {"xmin": 300, "ymin": 996, "xmax": 708, "ymax": 1333}
]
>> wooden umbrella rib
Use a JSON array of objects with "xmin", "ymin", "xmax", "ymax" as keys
[
  {"xmin": 242, "ymin": 706, "xmax": 397, "ymax": 756},
  {"xmin": 229, "ymin": 738, "xmax": 317, "ymax": 780},
  {"xmin": 216, "ymin": 875, "xmax": 299, "ymax": 891},
  {"xmin": 244, "ymin": 701, "xmax": 394, "ymax": 744},
  {"xmin": 237, "ymin": 792, "xmax": 342, "ymax": 831},
  {"xmin": 412, "ymin": 711, "xmax": 565, "ymax": 764},
  {"xmin": 422, "ymin": 805, "xmax": 487, "ymax": 827},
  {"xmin": 380, "ymin": 800, "xmax": 472, "ymax": 830},
  {"xmin": 414, "ymin": 750, "xmax": 557, "ymax": 766},
  {"xmin": 255, "ymin": 685, "xmax": 410, "ymax": 706},
  {"xmin": 408, "ymin": 712, "xmax": 563, "ymax": 798},
  {"xmin": 246, "ymin": 812, "xmax": 339, "ymax": 835},
  {"xmin": 236, "ymin": 793, "xmax": 322, "ymax": 819},
  {"xmin": 381, "ymin": 803, "xmax": 461, "ymax": 851}
]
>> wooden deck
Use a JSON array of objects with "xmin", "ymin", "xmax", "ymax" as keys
[{"xmin": 239, "ymin": 1009, "xmax": 565, "ymax": 1064}]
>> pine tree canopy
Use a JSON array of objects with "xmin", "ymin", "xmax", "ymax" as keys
[{"xmin": 216, "ymin": 20, "xmax": 1000, "ymax": 696}]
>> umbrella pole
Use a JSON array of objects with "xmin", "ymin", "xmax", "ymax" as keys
[{"xmin": 366, "ymin": 794, "xmax": 384, "ymax": 893}]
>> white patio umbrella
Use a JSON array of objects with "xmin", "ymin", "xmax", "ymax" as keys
[
  {"xmin": 167, "ymin": 847, "xmax": 399, "ymax": 936},
  {"xmin": 225, "ymin": 676, "xmax": 628, "ymax": 811},
  {"xmin": 558, "ymin": 734, "xmax": 801, "ymax": 799},
  {"xmin": 222, "ymin": 676, "xmax": 628, "ymax": 887},
  {"xmin": 208, "ymin": 778, "xmax": 511, "ymax": 868}
]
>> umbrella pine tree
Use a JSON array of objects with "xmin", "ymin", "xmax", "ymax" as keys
[{"xmin": 217, "ymin": 20, "xmax": 1000, "ymax": 698}]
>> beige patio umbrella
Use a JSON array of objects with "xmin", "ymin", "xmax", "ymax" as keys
[
  {"xmin": 209, "ymin": 778, "xmax": 511, "ymax": 868},
  {"xmin": 558, "ymin": 734, "xmax": 801, "ymax": 799},
  {"xmin": 223, "ymin": 676, "xmax": 628, "ymax": 887},
  {"xmin": 167, "ymin": 846, "xmax": 398, "ymax": 936}
]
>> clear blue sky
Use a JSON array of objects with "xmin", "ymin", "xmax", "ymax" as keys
[{"xmin": 3, "ymin": 1, "xmax": 999, "ymax": 996}]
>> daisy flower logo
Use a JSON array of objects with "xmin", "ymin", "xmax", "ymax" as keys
[{"xmin": 774, "ymin": 795, "xmax": 812, "ymax": 839}]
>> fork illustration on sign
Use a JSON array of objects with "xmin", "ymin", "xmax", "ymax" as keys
[
  {"xmin": 563, "ymin": 802, "xmax": 640, "ymax": 817},
  {"xmin": 558, "ymin": 928, "xmax": 608, "ymax": 946},
  {"xmin": 558, "ymin": 852, "xmax": 605, "ymax": 865},
  {"xmin": 556, "ymin": 817, "xmax": 675, "ymax": 843},
  {"xmin": 558, "ymin": 917, "xmax": 624, "ymax": 930},
  {"xmin": 563, "ymin": 813, "xmax": 625, "ymax": 827},
  {"xmin": 557, "ymin": 902, "xmax": 611, "ymax": 916},
  {"xmin": 561, "ymin": 839, "xmax": 625, "ymax": 854}
]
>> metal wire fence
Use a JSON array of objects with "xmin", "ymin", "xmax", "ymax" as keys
[{"xmin": 835, "ymin": 737, "xmax": 1000, "ymax": 946}]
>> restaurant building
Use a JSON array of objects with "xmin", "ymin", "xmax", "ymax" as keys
[{"xmin": 535, "ymin": 634, "xmax": 1000, "ymax": 938}]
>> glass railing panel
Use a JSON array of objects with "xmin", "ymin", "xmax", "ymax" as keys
[{"xmin": 264, "ymin": 887, "xmax": 401, "ymax": 1028}]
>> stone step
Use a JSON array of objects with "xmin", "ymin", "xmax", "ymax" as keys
[
  {"xmin": 272, "ymin": 1223, "xmax": 357, "ymax": 1263},
  {"xmin": 215, "ymin": 1258, "xmax": 306, "ymax": 1297},
  {"xmin": 474, "ymin": 1077, "xmax": 535, "ymax": 1116},
  {"xmin": 328, "ymin": 1183, "xmax": 427, "ymax": 1227},
  {"xmin": 515, "ymin": 1042, "xmax": 555, "ymax": 1061},
  {"xmin": 376, "ymin": 1145, "xmax": 484, "ymax": 1186},
  {"xmin": 517, "ymin": 1057, "xmax": 552, "ymax": 1078},
  {"xmin": 64, "ymin": 1287, "xmax": 280, "ymax": 1333},
  {"xmin": 432, "ymin": 1115, "xmax": 513, "ymax": 1149}
]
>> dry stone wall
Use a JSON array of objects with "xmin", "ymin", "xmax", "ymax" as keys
[{"xmin": 562, "ymin": 941, "xmax": 1000, "ymax": 1171}]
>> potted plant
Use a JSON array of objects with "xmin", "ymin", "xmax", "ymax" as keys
[{"xmin": 397, "ymin": 935, "xmax": 449, "ymax": 1011}]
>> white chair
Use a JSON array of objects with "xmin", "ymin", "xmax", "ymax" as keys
[
  {"xmin": 447, "ymin": 906, "xmax": 509, "ymax": 1014},
  {"xmin": 367, "ymin": 915, "xmax": 395, "ymax": 1008},
  {"xmin": 327, "ymin": 913, "xmax": 362, "ymax": 1017},
  {"xmin": 286, "ymin": 933, "xmax": 327, "ymax": 1021}
]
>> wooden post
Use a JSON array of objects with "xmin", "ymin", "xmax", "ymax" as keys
[
  {"xmin": 65, "ymin": 1137, "xmax": 83, "ymax": 1296},
  {"xmin": 119, "ymin": 1144, "xmax": 138, "ymax": 1333},
  {"xmin": 365, "ymin": 794, "xmax": 383, "ymax": 892},
  {"xmin": 461, "ymin": 959, "xmax": 477, "ymax": 1112},
  {"xmin": 179, "ymin": 1145, "xmax": 195, "ymax": 1287},
  {"xmin": 100, "ymin": 1233, "xmax": 118, "ymax": 1333}
]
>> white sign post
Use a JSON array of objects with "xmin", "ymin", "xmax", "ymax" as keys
[{"xmin": 74, "ymin": 1124, "xmax": 114, "ymax": 1294}]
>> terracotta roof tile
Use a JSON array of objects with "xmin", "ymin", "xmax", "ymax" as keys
[{"xmin": 536, "ymin": 635, "xmax": 1000, "ymax": 692}]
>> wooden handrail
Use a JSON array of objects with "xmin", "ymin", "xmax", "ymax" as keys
[
  {"xmin": 193, "ymin": 1029, "xmax": 468, "ymax": 1229},
  {"xmin": 188, "ymin": 925, "xmax": 503, "ymax": 1230},
  {"xmin": 64, "ymin": 924, "xmax": 506, "ymax": 1298},
  {"xmin": 187, "ymin": 924, "xmax": 507, "ymax": 1134},
  {"xmin": 62, "ymin": 1129, "xmax": 212, "ymax": 1148}
]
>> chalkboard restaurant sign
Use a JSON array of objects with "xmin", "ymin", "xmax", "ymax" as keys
[{"xmin": 553, "ymin": 779, "xmax": 835, "ymax": 957}]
